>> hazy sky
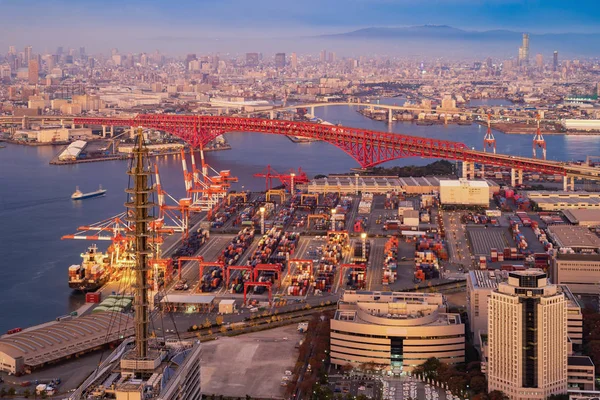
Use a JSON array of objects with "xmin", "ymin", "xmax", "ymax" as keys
[{"xmin": 1, "ymin": 0, "xmax": 599, "ymax": 54}]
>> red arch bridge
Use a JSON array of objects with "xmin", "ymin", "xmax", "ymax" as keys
[{"xmin": 74, "ymin": 115, "xmax": 600, "ymax": 186}]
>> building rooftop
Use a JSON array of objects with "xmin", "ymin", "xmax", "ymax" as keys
[
  {"xmin": 563, "ymin": 209, "xmax": 600, "ymax": 225},
  {"xmin": 440, "ymin": 179, "xmax": 489, "ymax": 188},
  {"xmin": 547, "ymin": 225, "xmax": 600, "ymax": 250},
  {"xmin": 0, "ymin": 312, "xmax": 133, "ymax": 368},
  {"xmin": 468, "ymin": 270, "xmax": 508, "ymax": 290},
  {"xmin": 568, "ymin": 355, "xmax": 594, "ymax": 367}
]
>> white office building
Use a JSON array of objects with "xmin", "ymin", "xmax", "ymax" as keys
[{"xmin": 487, "ymin": 269, "xmax": 568, "ymax": 400}]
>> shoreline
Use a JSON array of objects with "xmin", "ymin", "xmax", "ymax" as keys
[{"xmin": 49, "ymin": 145, "xmax": 232, "ymax": 165}]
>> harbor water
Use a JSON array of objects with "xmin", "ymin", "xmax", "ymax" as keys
[{"xmin": 0, "ymin": 102, "xmax": 597, "ymax": 332}]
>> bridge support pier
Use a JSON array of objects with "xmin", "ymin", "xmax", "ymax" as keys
[
  {"xmin": 270, "ymin": 110, "xmax": 275, "ymax": 120},
  {"xmin": 110, "ymin": 125, "xmax": 114, "ymax": 138},
  {"xmin": 462, "ymin": 161, "xmax": 475, "ymax": 180},
  {"xmin": 310, "ymin": 106, "xmax": 314, "ymax": 117},
  {"xmin": 563, "ymin": 176, "xmax": 575, "ymax": 191},
  {"xmin": 130, "ymin": 126, "xmax": 135, "ymax": 139},
  {"xmin": 102, "ymin": 125, "xmax": 107, "ymax": 138},
  {"xmin": 511, "ymin": 168, "xmax": 524, "ymax": 187},
  {"xmin": 388, "ymin": 108, "xmax": 393, "ymax": 124}
]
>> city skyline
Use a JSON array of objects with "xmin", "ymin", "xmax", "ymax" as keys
[{"xmin": 1, "ymin": 0, "xmax": 600, "ymax": 56}]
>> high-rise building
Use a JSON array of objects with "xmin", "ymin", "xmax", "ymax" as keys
[
  {"xmin": 487, "ymin": 270, "xmax": 567, "ymax": 400},
  {"xmin": 79, "ymin": 47, "xmax": 85, "ymax": 57},
  {"xmin": 518, "ymin": 33, "xmax": 529, "ymax": 66},
  {"xmin": 56, "ymin": 46, "xmax": 63, "ymax": 56},
  {"xmin": 535, "ymin": 54, "xmax": 543, "ymax": 70},
  {"xmin": 328, "ymin": 51, "xmax": 336, "ymax": 63},
  {"xmin": 553, "ymin": 51, "xmax": 559, "ymax": 71},
  {"xmin": 320, "ymin": 49, "xmax": 327, "ymax": 63},
  {"xmin": 275, "ymin": 52, "xmax": 286, "ymax": 69},
  {"xmin": 8, "ymin": 46, "xmax": 16, "ymax": 55},
  {"xmin": 246, "ymin": 52, "xmax": 259, "ymax": 67},
  {"xmin": 24, "ymin": 45, "xmax": 32, "ymax": 64},
  {"xmin": 290, "ymin": 52, "xmax": 298, "ymax": 70},
  {"xmin": 28, "ymin": 59, "xmax": 39, "ymax": 85}
]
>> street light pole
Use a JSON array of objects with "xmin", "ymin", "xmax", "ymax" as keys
[
  {"xmin": 260, "ymin": 206, "xmax": 265, "ymax": 235},
  {"xmin": 331, "ymin": 208, "xmax": 336, "ymax": 232},
  {"xmin": 290, "ymin": 172, "xmax": 295, "ymax": 195},
  {"xmin": 361, "ymin": 232, "xmax": 367, "ymax": 260}
]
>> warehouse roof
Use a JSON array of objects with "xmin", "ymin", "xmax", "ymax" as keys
[
  {"xmin": 0, "ymin": 312, "xmax": 133, "ymax": 368},
  {"xmin": 160, "ymin": 294, "xmax": 216, "ymax": 304},
  {"xmin": 440, "ymin": 179, "xmax": 489, "ymax": 188},
  {"xmin": 547, "ymin": 225, "xmax": 600, "ymax": 250},
  {"xmin": 563, "ymin": 209, "xmax": 600, "ymax": 226}
]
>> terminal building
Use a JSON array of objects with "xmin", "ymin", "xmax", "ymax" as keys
[
  {"xmin": 0, "ymin": 312, "xmax": 133, "ymax": 375},
  {"xmin": 306, "ymin": 175, "xmax": 498, "ymax": 197},
  {"xmin": 563, "ymin": 209, "xmax": 600, "ymax": 228},
  {"xmin": 330, "ymin": 291, "xmax": 465, "ymax": 374},
  {"xmin": 549, "ymin": 225, "xmax": 600, "ymax": 294}
]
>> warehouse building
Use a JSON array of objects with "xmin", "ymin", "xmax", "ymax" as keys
[
  {"xmin": 527, "ymin": 191, "xmax": 600, "ymax": 211},
  {"xmin": 549, "ymin": 225, "xmax": 600, "ymax": 294},
  {"xmin": 0, "ymin": 312, "xmax": 133, "ymax": 374},
  {"xmin": 563, "ymin": 209, "xmax": 600, "ymax": 227},
  {"xmin": 306, "ymin": 175, "xmax": 498, "ymax": 197},
  {"xmin": 439, "ymin": 179, "xmax": 490, "ymax": 206},
  {"xmin": 330, "ymin": 291, "xmax": 464, "ymax": 374}
]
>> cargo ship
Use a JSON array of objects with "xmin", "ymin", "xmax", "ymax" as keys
[
  {"xmin": 71, "ymin": 185, "xmax": 107, "ymax": 200},
  {"xmin": 68, "ymin": 244, "xmax": 110, "ymax": 292}
]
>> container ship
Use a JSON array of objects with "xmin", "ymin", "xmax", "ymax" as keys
[
  {"xmin": 71, "ymin": 185, "xmax": 107, "ymax": 200},
  {"xmin": 68, "ymin": 244, "xmax": 110, "ymax": 292}
]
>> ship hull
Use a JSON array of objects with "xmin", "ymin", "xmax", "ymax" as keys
[
  {"xmin": 69, "ymin": 275, "xmax": 109, "ymax": 292},
  {"xmin": 72, "ymin": 190, "xmax": 107, "ymax": 200}
]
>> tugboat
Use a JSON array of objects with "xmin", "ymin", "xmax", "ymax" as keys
[
  {"xmin": 71, "ymin": 185, "xmax": 107, "ymax": 200},
  {"xmin": 68, "ymin": 244, "xmax": 109, "ymax": 292}
]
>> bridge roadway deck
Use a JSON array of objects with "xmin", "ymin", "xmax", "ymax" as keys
[{"xmin": 3, "ymin": 114, "xmax": 599, "ymax": 180}]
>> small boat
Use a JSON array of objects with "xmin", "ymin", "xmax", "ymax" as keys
[
  {"xmin": 0, "ymin": 145, "xmax": 6, "ymax": 149},
  {"xmin": 71, "ymin": 185, "xmax": 107, "ymax": 200}
]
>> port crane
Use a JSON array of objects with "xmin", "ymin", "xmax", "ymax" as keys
[
  {"xmin": 254, "ymin": 165, "xmax": 309, "ymax": 192},
  {"xmin": 180, "ymin": 149, "xmax": 237, "ymax": 219},
  {"xmin": 61, "ymin": 212, "xmax": 135, "ymax": 269}
]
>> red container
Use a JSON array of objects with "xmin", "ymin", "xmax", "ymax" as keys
[{"xmin": 86, "ymin": 292, "xmax": 101, "ymax": 303}]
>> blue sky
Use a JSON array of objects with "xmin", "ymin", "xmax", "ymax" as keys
[{"xmin": 1, "ymin": 0, "xmax": 599, "ymax": 53}]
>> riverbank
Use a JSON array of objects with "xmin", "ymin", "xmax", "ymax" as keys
[{"xmin": 477, "ymin": 121, "xmax": 565, "ymax": 135}]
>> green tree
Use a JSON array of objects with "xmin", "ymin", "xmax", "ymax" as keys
[
  {"xmin": 488, "ymin": 390, "xmax": 509, "ymax": 400},
  {"xmin": 23, "ymin": 389, "xmax": 30, "ymax": 399},
  {"xmin": 6, "ymin": 388, "xmax": 15, "ymax": 396},
  {"xmin": 469, "ymin": 375, "xmax": 487, "ymax": 394},
  {"xmin": 0, "ymin": 388, "xmax": 6, "ymax": 398}
]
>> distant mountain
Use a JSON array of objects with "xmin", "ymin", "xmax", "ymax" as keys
[{"xmin": 318, "ymin": 25, "xmax": 600, "ymax": 57}]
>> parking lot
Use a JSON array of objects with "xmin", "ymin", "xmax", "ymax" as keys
[
  {"xmin": 467, "ymin": 226, "xmax": 511, "ymax": 256},
  {"xmin": 201, "ymin": 324, "xmax": 302, "ymax": 398},
  {"xmin": 383, "ymin": 377, "xmax": 461, "ymax": 400}
]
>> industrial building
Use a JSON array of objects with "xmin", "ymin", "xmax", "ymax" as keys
[
  {"xmin": 330, "ymin": 291, "xmax": 465, "ymax": 374},
  {"xmin": 0, "ymin": 312, "xmax": 133, "ymax": 374},
  {"xmin": 563, "ymin": 119, "xmax": 600, "ymax": 131},
  {"xmin": 439, "ymin": 179, "xmax": 490, "ymax": 206},
  {"xmin": 527, "ymin": 191, "xmax": 600, "ymax": 211},
  {"xmin": 14, "ymin": 127, "xmax": 92, "ymax": 143},
  {"xmin": 563, "ymin": 209, "xmax": 600, "ymax": 227},
  {"xmin": 487, "ymin": 270, "xmax": 568, "ymax": 400},
  {"xmin": 549, "ymin": 225, "xmax": 600, "ymax": 294},
  {"xmin": 306, "ymin": 175, "xmax": 498, "ymax": 197}
]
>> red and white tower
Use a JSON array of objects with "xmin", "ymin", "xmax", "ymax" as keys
[
  {"xmin": 532, "ymin": 113, "xmax": 547, "ymax": 160},
  {"xmin": 483, "ymin": 114, "xmax": 496, "ymax": 153}
]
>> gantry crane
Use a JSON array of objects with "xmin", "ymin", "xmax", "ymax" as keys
[
  {"xmin": 62, "ymin": 212, "xmax": 135, "ymax": 269},
  {"xmin": 155, "ymin": 163, "xmax": 202, "ymax": 242},
  {"xmin": 181, "ymin": 149, "xmax": 237, "ymax": 219},
  {"xmin": 255, "ymin": 165, "xmax": 309, "ymax": 192},
  {"xmin": 244, "ymin": 281, "xmax": 273, "ymax": 305}
]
